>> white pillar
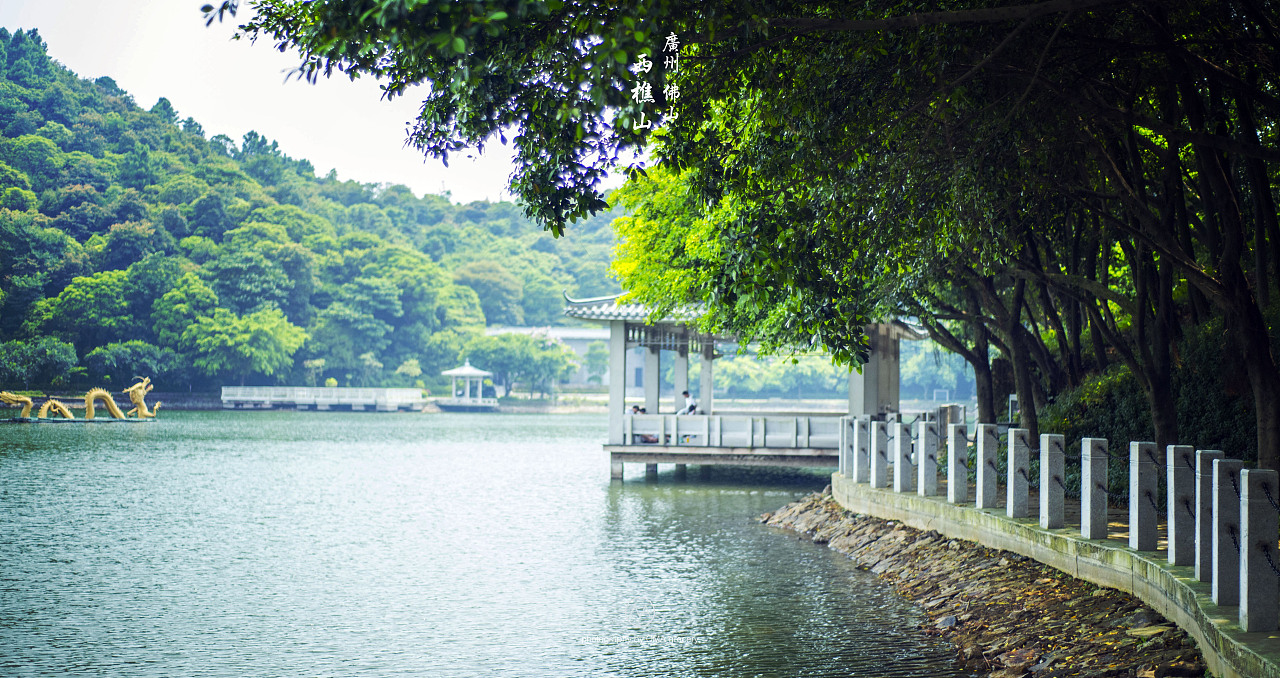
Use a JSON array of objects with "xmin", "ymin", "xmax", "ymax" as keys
[
  {"xmin": 673, "ymin": 346, "xmax": 689, "ymax": 413},
  {"xmin": 839, "ymin": 416, "xmax": 851, "ymax": 477},
  {"xmin": 1081, "ymin": 438, "xmax": 1109, "ymax": 539},
  {"xmin": 947, "ymin": 423, "xmax": 967, "ymax": 504},
  {"xmin": 1213, "ymin": 458, "xmax": 1244, "ymax": 605},
  {"xmin": 893, "ymin": 422, "xmax": 914, "ymax": 493},
  {"xmin": 643, "ymin": 346, "xmax": 660, "ymax": 413},
  {"xmin": 849, "ymin": 324, "xmax": 901, "ymax": 416},
  {"xmin": 853, "ymin": 416, "xmax": 870, "ymax": 483},
  {"xmin": 700, "ymin": 341, "xmax": 715, "ymax": 414},
  {"xmin": 1240, "ymin": 469, "xmax": 1280, "ymax": 632},
  {"xmin": 870, "ymin": 421, "xmax": 889, "ymax": 489},
  {"xmin": 1129, "ymin": 442, "xmax": 1158, "ymax": 552},
  {"xmin": 1195, "ymin": 450, "xmax": 1224, "ymax": 582},
  {"xmin": 1040, "ymin": 434, "xmax": 1065, "ymax": 529},
  {"xmin": 1167, "ymin": 445, "xmax": 1195, "ymax": 566},
  {"xmin": 917, "ymin": 420, "xmax": 938, "ymax": 497},
  {"xmin": 607, "ymin": 320, "xmax": 627, "ymax": 445},
  {"xmin": 1007, "ymin": 428, "xmax": 1030, "ymax": 519},
  {"xmin": 975, "ymin": 424, "xmax": 999, "ymax": 510}
]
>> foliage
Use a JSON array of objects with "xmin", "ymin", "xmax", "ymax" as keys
[
  {"xmin": 84, "ymin": 340, "xmax": 179, "ymax": 385},
  {"xmin": 0, "ymin": 29, "xmax": 620, "ymax": 389},
  {"xmin": 181, "ymin": 307, "xmax": 307, "ymax": 383},
  {"xmin": 463, "ymin": 332, "xmax": 578, "ymax": 397},
  {"xmin": 0, "ymin": 335, "xmax": 77, "ymax": 389}
]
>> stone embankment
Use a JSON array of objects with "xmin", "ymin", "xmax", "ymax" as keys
[{"xmin": 761, "ymin": 490, "xmax": 1207, "ymax": 678}]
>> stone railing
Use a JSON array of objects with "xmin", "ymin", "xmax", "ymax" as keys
[
  {"xmin": 832, "ymin": 415, "xmax": 1280, "ymax": 678},
  {"xmin": 623, "ymin": 414, "xmax": 841, "ymax": 449},
  {"xmin": 220, "ymin": 386, "xmax": 426, "ymax": 411}
]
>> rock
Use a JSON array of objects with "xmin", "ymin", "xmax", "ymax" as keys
[
  {"xmin": 1114, "ymin": 608, "xmax": 1160, "ymax": 629},
  {"xmin": 762, "ymin": 493, "xmax": 1206, "ymax": 678}
]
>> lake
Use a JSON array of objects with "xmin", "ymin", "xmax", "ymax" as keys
[{"xmin": 0, "ymin": 411, "xmax": 961, "ymax": 677}]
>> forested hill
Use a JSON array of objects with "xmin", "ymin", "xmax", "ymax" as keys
[{"xmin": 0, "ymin": 28, "xmax": 620, "ymax": 391}]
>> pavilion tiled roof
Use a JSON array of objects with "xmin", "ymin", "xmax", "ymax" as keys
[{"xmin": 562, "ymin": 293, "xmax": 653, "ymax": 322}]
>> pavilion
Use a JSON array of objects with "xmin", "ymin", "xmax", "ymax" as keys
[
  {"xmin": 437, "ymin": 360, "xmax": 499, "ymax": 412},
  {"xmin": 563, "ymin": 293, "xmax": 926, "ymax": 477}
]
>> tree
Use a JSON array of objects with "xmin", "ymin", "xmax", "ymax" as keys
[
  {"xmin": 0, "ymin": 336, "xmax": 76, "ymax": 389},
  {"xmin": 118, "ymin": 143, "xmax": 159, "ymax": 190},
  {"xmin": 584, "ymin": 340, "xmax": 608, "ymax": 385},
  {"xmin": 206, "ymin": 247, "xmax": 291, "ymax": 315},
  {"xmin": 84, "ymin": 340, "xmax": 178, "ymax": 385},
  {"xmin": 27, "ymin": 269, "xmax": 133, "ymax": 352},
  {"xmin": 181, "ymin": 307, "xmax": 307, "ymax": 384},
  {"xmin": 453, "ymin": 260, "xmax": 522, "ymax": 325},
  {"xmin": 357, "ymin": 351, "xmax": 383, "ymax": 386},
  {"xmin": 189, "ymin": 192, "xmax": 234, "ymax": 240},
  {"xmin": 151, "ymin": 272, "xmax": 219, "ymax": 347},
  {"xmin": 302, "ymin": 357, "xmax": 326, "ymax": 386},
  {"xmin": 462, "ymin": 332, "xmax": 576, "ymax": 397}
]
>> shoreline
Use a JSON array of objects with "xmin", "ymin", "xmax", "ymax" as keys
[{"xmin": 760, "ymin": 489, "xmax": 1207, "ymax": 678}]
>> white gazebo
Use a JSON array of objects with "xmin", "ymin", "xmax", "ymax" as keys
[
  {"xmin": 437, "ymin": 361, "xmax": 499, "ymax": 412},
  {"xmin": 563, "ymin": 293, "xmax": 926, "ymax": 478}
]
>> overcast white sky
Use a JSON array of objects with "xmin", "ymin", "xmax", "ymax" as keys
[{"xmin": 0, "ymin": 0, "xmax": 547, "ymax": 204}]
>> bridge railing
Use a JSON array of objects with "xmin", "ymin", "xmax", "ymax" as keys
[
  {"xmin": 623, "ymin": 414, "xmax": 842, "ymax": 449},
  {"xmin": 221, "ymin": 386, "xmax": 426, "ymax": 408}
]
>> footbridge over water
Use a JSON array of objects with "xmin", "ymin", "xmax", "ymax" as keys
[{"xmin": 563, "ymin": 293, "xmax": 931, "ymax": 477}]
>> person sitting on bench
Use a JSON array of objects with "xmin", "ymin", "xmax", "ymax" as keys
[
  {"xmin": 629, "ymin": 404, "xmax": 657, "ymax": 443},
  {"xmin": 678, "ymin": 390, "xmax": 697, "ymax": 415}
]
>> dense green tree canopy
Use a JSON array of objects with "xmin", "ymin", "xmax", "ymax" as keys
[
  {"xmin": 0, "ymin": 27, "xmax": 621, "ymax": 392},
  {"xmin": 210, "ymin": 0, "xmax": 1280, "ymax": 466}
]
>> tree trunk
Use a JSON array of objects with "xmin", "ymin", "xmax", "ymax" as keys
[
  {"xmin": 1226, "ymin": 281, "xmax": 1280, "ymax": 470},
  {"xmin": 1006, "ymin": 280, "xmax": 1040, "ymax": 440}
]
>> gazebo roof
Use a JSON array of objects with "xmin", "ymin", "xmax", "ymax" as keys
[
  {"xmin": 441, "ymin": 360, "xmax": 492, "ymax": 378},
  {"xmin": 563, "ymin": 292, "xmax": 656, "ymax": 322},
  {"xmin": 563, "ymin": 293, "xmax": 926, "ymax": 341}
]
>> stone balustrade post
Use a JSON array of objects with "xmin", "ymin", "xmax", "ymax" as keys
[
  {"xmin": 1081, "ymin": 438, "xmax": 1108, "ymax": 539},
  {"xmin": 870, "ymin": 421, "xmax": 889, "ymax": 489},
  {"xmin": 976, "ymin": 424, "xmax": 999, "ymax": 510},
  {"xmin": 1195, "ymin": 450, "xmax": 1224, "ymax": 582},
  {"xmin": 1240, "ymin": 469, "xmax": 1280, "ymax": 632},
  {"xmin": 838, "ymin": 416, "xmax": 850, "ymax": 477},
  {"xmin": 917, "ymin": 420, "xmax": 939, "ymax": 497},
  {"xmin": 947, "ymin": 423, "xmax": 968, "ymax": 504},
  {"xmin": 1167, "ymin": 445, "xmax": 1195, "ymax": 566},
  {"xmin": 1129, "ymin": 442, "xmax": 1158, "ymax": 552},
  {"xmin": 1007, "ymin": 428, "xmax": 1030, "ymax": 519},
  {"xmin": 1213, "ymin": 458, "xmax": 1244, "ymax": 605},
  {"xmin": 893, "ymin": 423, "xmax": 915, "ymax": 493},
  {"xmin": 852, "ymin": 417, "xmax": 870, "ymax": 483},
  {"xmin": 1040, "ymin": 434, "xmax": 1065, "ymax": 529}
]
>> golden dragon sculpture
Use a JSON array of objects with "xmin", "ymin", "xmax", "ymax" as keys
[
  {"xmin": 1, "ymin": 377, "xmax": 161, "ymax": 420},
  {"xmin": 123, "ymin": 377, "xmax": 161, "ymax": 418}
]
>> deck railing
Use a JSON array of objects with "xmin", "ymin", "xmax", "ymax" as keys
[
  {"xmin": 623, "ymin": 414, "xmax": 842, "ymax": 449},
  {"xmin": 220, "ymin": 386, "xmax": 426, "ymax": 410}
]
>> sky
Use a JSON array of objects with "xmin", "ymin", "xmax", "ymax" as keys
[{"xmin": 0, "ymin": 0, "xmax": 544, "ymax": 204}]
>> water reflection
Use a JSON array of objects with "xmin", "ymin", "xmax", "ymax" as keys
[{"xmin": 0, "ymin": 411, "xmax": 959, "ymax": 677}]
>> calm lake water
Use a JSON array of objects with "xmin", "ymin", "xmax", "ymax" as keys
[{"xmin": 0, "ymin": 411, "xmax": 961, "ymax": 677}]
